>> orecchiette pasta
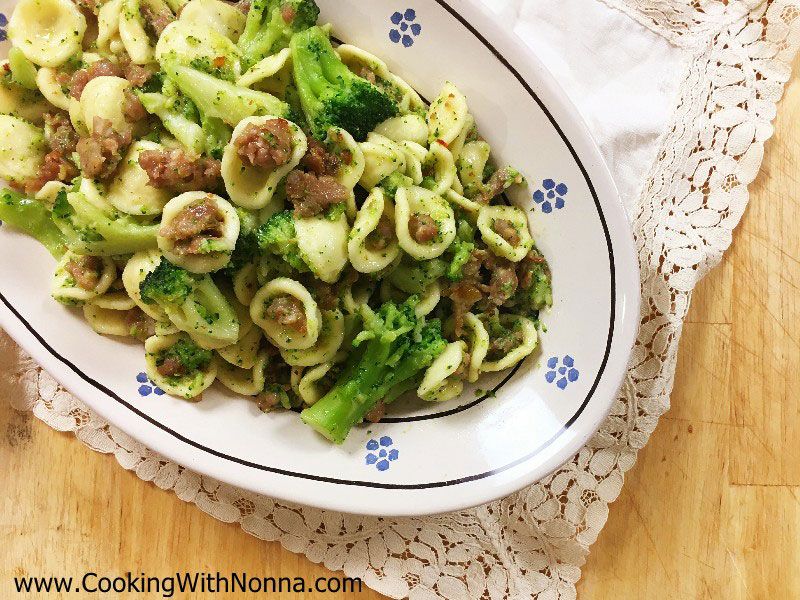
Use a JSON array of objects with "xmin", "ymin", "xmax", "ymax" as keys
[
  {"xmin": 294, "ymin": 211, "xmax": 350, "ymax": 284},
  {"xmin": 107, "ymin": 141, "xmax": 173, "ymax": 216},
  {"xmin": 250, "ymin": 277, "xmax": 322, "ymax": 350},
  {"xmin": 119, "ymin": 0, "xmax": 158, "ymax": 64},
  {"xmin": 156, "ymin": 20, "xmax": 242, "ymax": 79},
  {"xmin": 122, "ymin": 250, "xmax": 170, "ymax": 321},
  {"xmin": 157, "ymin": 192, "xmax": 241, "ymax": 273},
  {"xmin": 35, "ymin": 67, "xmax": 70, "ymax": 111},
  {"xmin": 237, "ymin": 47, "xmax": 291, "ymax": 89},
  {"xmin": 97, "ymin": 0, "xmax": 123, "ymax": 52},
  {"xmin": 348, "ymin": 188, "xmax": 401, "ymax": 274},
  {"xmin": 295, "ymin": 362, "xmax": 334, "ymax": 406},
  {"xmin": 394, "ymin": 186, "xmax": 457, "ymax": 260},
  {"xmin": 8, "ymin": 0, "xmax": 86, "ymax": 67},
  {"xmin": 164, "ymin": 275, "xmax": 241, "ymax": 349},
  {"xmin": 426, "ymin": 81, "xmax": 469, "ymax": 145},
  {"xmin": 221, "ymin": 116, "xmax": 307, "ymax": 210},
  {"xmin": 418, "ymin": 341, "xmax": 468, "ymax": 403},
  {"xmin": 481, "ymin": 315, "xmax": 539, "ymax": 372},
  {"xmin": 463, "ymin": 313, "xmax": 489, "ymax": 383},
  {"xmin": 216, "ymin": 350, "xmax": 268, "ymax": 396},
  {"xmin": 217, "ymin": 325, "xmax": 262, "ymax": 369},
  {"xmin": 51, "ymin": 251, "xmax": 116, "ymax": 305},
  {"xmin": 477, "ymin": 205, "xmax": 534, "ymax": 262},
  {"xmin": 83, "ymin": 292, "xmax": 138, "ymax": 337},
  {"xmin": 359, "ymin": 133, "xmax": 407, "ymax": 190},
  {"xmin": 374, "ymin": 114, "xmax": 429, "ymax": 146},
  {"xmin": 458, "ymin": 140, "xmax": 491, "ymax": 197},
  {"xmin": 422, "ymin": 142, "xmax": 457, "ymax": 195},
  {"xmin": 280, "ymin": 309, "xmax": 345, "ymax": 367},
  {"xmin": 145, "ymin": 333, "xmax": 218, "ymax": 399},
  {"xmin": 179, "ymin": 0, "xmax": 246, "ymax": 42},
  {"xmin": 0, "ymin": 66, "xmax": 50, "ymax": 124},
  {"xmin": 80, "ymin": 76, "xmax": 133, "ymax": 136},
  {"xmin": 0, "ymin": 115, "xmax": 45, "ymax": 186}
]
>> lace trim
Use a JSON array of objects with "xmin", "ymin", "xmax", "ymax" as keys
[{"xmin": 5, "ymin": 1, "xmax": 800, "ymax": 598}]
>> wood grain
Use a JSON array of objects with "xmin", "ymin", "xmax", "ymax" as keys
[{"xmin": 2, "ymin": 47, "xmax": 798, "ymax": 600}]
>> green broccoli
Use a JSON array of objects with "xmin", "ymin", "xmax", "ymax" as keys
[
  {"xmin": 165, "ymin": 63, "xmax": 289, "ymax": 127},
  {"xmin": 255, "ymin": 210, "xmax": 309, "ymax": 272},
  {"xmin": 446, "ymin": 217, "xmax": 476, "ymax": 281},
  {"xmin": 0, "ymin": 189, "xmax": 66, "ymax": 257},
  {"xmin": 8, "ymin": 48, "xmax": 38, "ymax": 91},
  {"xmin": 388, "ymin": 256, "xmax": 447, "ymax": 294},
  {"xmin": 508, "ymin": 251, "xmax": 553, "ymax": 316},
  {"xmin": 238, "ymin": 0, "xmax": 320, "ymax": 70},
  {"xmin": 202, "ymin": 116, "xmax": 232, "ymax": 161},
  {"xmin": 290, "ymin": 26, "xmax": 399, "ymax": 141},
  {"xmin": 379, "ymin": 171, "xmax": 413, "ymax": 198},
  {"xmin": 140, "ymin": 259, "xmax": 198, "ymax": 306},
  {"xmin": 157, "ymin": 338, "xmax": 213, "ymax": 374},
  {"xmin": 301, "ymin": 297, "xmax": 447, "ymax": 443},
  {"xmin": 224, "ymin": 208, "xmax": 261, "ymax": 275},
  {"xmin": 52, "ymin": 189, "xmax": 159, "ymax": 256}
]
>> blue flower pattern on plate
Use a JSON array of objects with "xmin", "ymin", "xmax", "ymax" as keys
[
  {"xmin": 390, "ymin": 9, "xmax": 421, "ymax": 47},
  {"xmin": 365, "ymin": 436, "xmax": 399, "ymax": 471},
  {"xmin": 545, "ymin": 356, "xmax": 579, "ymax": 390},
  {"xmin": 533, "ymin": 179, "xmax": 569, "ymax": 214},
  {"xmin": 137, "ymin": 372, "xmax": 165, "ymax": 397},
  {"xmin": 0, "ymin": 14, "xmax": 7, "ymax": 42}
]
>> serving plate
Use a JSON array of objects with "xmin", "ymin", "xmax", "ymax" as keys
[{"xmin": 0, "ymin": 0, "xmax": 640, "ymax": 516}]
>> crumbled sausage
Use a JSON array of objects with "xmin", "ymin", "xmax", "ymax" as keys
[
  {"xmin": 138, "ymin": 149, "xmax": 222, "ymax": 192},
  {"xmin": 493, "ymin": 218, "xmax": 520, "ymax": 247},
  {"xmin": 125, "ymin": 308, "xmax": 155, "ymax": 341},
  {"xmin": 487, "ymin": 324, "xmax": 524, "ymax": 361},
  {"xmin": 445, "ymin": 280, "xmax": 485, "ymax": 337},
  {"xmin": 45, "ymin": 112, "xmax": 79, "ymax": 154},
  {"xmin": 65, "ymin": 255, "xmax": 104, "ymax": 291},
  {"xmin": 312, "ymin": 282, "xmax": 339, "ymax": 311},
  {"xmin": 365, "ymin": 215, "xmax": 395, "ymax": 251},
  {"xmin": 257, "ymin": 390, "xmax": 283, "ymax": 411},
  {"xmin": 302, "ymin": 138, "xmax": 341, "ymax": 177},
  {"xmin": 235, "ymin": 0, "xmax": 250, "ymax": 13},
  {"xmin": 365, "ymin": 401, "xmax": 386, "ymax": 424},
  {"xmin": 123, "ymin": 62, "xmax": 155, "ymax": 88},
  {"xmin": 235, "ymin": 119, "xmax": 294, "ymax": 169},
  {"xmin": 123, "ymin": 89, "xmax": 148, "ymax": 123},
  {"xmin": 159, "ymin": 197, "xmax": 225, "ymax": 255},
  {"xmin": 285, "ymin": 170, "xmax": 349, "ymax": 218},
  {"xmin": 23, "ymin": 151, "xmax": 78, "ymax": 194},
  {"xmin": 265, "ymin": 295, "xmax": 307, "ymax": 335},
  {"xmin": 487, "ymin": 262, "xmax": 518, "ymax": 306},
  {"xmin": 358, "ymin": 66, "xmax": 377, "ymax": 84},
  {"xmin": 76, "ymin": 117, "xmax": 132, "ymax": 180},
  {"xmin": 280, "ymin": 3, "xmax": 296, "ymax": 22},
  {"xmin": 157, "ymin": 356, "xmax": 185, "ymax": 377},
  {"xmin": 69, "ymin": 59, "xmax": 124, "ymax": 100},
  {"xmin": 517, "ymin": 250, "xmax": 547, "ymax": 290},
  {"xmin": 408, "ymin": 213, "xmax": 439, "ymax": 244},
  {"xmin": 479, "ymin": 167, "xmax": 522, "ymax": 204},
  {"xmin": 140, "ymin": 3, "xmax": 174, "ymax": 37}
]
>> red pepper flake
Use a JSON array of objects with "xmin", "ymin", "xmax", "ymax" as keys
[
  {"xmin": 212, "ymin": 56, "xmax": 226, "ymax": 68},
  {"xmin": 436, "ymin": 139, "xmax": 449, "ymax": 148}
]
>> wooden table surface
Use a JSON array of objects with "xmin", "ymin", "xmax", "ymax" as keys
[{"xmin": 2, "ymin": 57, "xmax": 798, "ymax": 600}]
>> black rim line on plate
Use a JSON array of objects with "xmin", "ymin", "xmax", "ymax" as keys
[{"xmin": 0, "ymin": 2, "xmax": 617, "ymax": 490}]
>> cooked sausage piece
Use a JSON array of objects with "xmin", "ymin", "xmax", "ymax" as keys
[
  {"xmin": 235, "ymin": 119, "xmax": 294, "ymax": 169},
  {"xmin": 68, "ymin": 59, "xmax": 124, "ymax": 100},
  {"xmin": 493, "ymin": 218, "xmax": 520, "ymax": 247},
  {"xmin": 140, "ymin": 3, "xmax": 174, "ymax": 37},
  {"xmin": 157, "ymin": 356, "xmax": 186, "ymax": 377},
  {"xmin": 285, "ymin": 170, "xmax": 349, "ymax": 218},
  {"xmin": 302, "ymin": 138, "xmax": 342, "ymax": 177},
  {"xmin": 65, "ymin": 255, "xmax": 104, "ymax": 291},
  {"xmin": 265, "ymin": 295, "xmax": 307, "ymax": 335},
  {"xmin": 76, "ymin": 117, "xmax": 132, "ymax": 180},
  {"xmin": 365, "ymin": 215, "xmax": 395, "ymax": 252},
  {"xmin": 138, "ymin": 149, "xmax": 222, "ymax": 192},
  {"xmin": 408, "ymin": 213, "xmax": 439, "ymax": 244},
  {"xmin": 159, "ymin": 197, "xmax": 226, "ymax": 255}
]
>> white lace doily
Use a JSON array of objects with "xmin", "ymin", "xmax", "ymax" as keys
[{"xmin": 4, "ymin": 0, "xmax": 800, "ymax": 598}]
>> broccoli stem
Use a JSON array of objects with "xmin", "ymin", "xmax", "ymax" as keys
[
  {"xmin": 0, "ymin": 189, "xmax": 66, "ymax": 257},
  {"xmin": 166, "ymin": 63, "xmax": 289, "ymax": 126}
]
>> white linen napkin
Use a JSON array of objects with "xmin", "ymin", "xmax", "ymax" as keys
[{"xmin": 4, "ymin": 0, "xmax": 800, "ymax": 598}]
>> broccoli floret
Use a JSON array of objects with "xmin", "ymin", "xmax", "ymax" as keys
[
  {"xmin": 446, "ymin": 218, "xmax": 476, "ymax": 281},
  {"xmin": 224, "ymin": 209, "xmax": 261, "ymax": 275},
  {"xmin": 0, "ymin": 188, "xmax": 66, "ymax": 257},
  {"xmin": 389, "ymin": 256, "xmax": 447, "ymax": 294},
  {"xmin": 140, "ymin": 258, "xmax": 198, "ymax": 306},
  {"xmin": 202, "ymin": 116, "xmax": 232, "ymax": 161},
  {"xmin": 52, "ymin": 188, "xmax": 160, "ymax": 256},
  {"xmin": 290, "ymin": 26, "xmax": 399, "ymax": 141},
  {"xmin": 157, "ymin": 338, "xmax": 213, "ymax": 374},
  {"xmin": 255, "ymin": 210, "xmax": 309, "ymax": 272},
  {"xmin": 238, "ymin": 0, "xmax": 320, "ymax": 70},
  {"xmin": 301, "ymin": 297, "xmax": 447, "ymax": 443},
  {"xmin": 379, "ymin": 171, "xmax": 413, "ymax": 198}
]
